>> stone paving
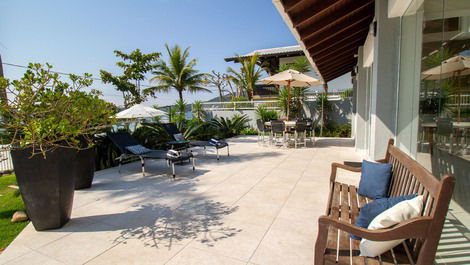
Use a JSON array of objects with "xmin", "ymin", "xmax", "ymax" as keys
[{"xmin": 0, "ymin": 136, "xmax": 362, "ymax": 265}]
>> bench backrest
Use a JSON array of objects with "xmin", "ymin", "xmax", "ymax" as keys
[{"xmin": 384, "ymin": 139, "xmax": 455, "ymax": 264}]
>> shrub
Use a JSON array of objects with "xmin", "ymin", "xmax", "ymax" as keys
[
  {"xmin": 210, "ymin": 114, "xmax": 250, "ymax": 138},
  {"xmin": 255, "ymin": 105, "xmax": 279, "ymax": 122},
  {"xmin": 240, "ymin": 127, "xmax": 258, "ymax": 135},
  {"xmin": 0, "ymin": 63, "xmax": 116, "ymax": 156}
]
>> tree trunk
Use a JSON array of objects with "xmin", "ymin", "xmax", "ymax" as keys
[
  {"xmin": 0, "ymin": 54, "xmax": 7, "ymax": 104},
  {"xmin": 218, "ymin": 85, "xmax": 224, "ymax": 102},
  {"xmin": 178, "ymin": 89, "xmax": 184, "ymax": 102}
]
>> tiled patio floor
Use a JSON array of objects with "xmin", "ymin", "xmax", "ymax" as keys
[{"xmin": 0, "ymin": 137, "xmax": 362, "ymax": 265}]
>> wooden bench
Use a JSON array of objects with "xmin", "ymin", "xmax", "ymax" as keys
[{"xmin": 314, "ymin": 139, "xmax": 455, "ymax": 265}]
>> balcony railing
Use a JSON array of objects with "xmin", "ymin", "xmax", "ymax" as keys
[{"xmin": 0, "ymin": 145, "xmax": 13, "ymax": 173}]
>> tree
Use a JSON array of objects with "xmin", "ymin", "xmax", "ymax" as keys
[
  {"xmin": 206, "ymin": 71, "xmax": 228, "ymax": 101},
  {"xmin": 227, "ymin": 53, "xmax": 264, "ymax": 101},
  {"xmin": 278, "ymin": 56, "xmax": 310, "ymax": 73},
  {"xmin": 278, "ymin": 56, "xmax": 311, "ymax": 118},
  {"xmin": 147, "ymin": 44, "xmax": 210, "ymax": 102},
  {"xmin": 100, "ymin": 49, "xmax": 160, "ymax": 108},
  {"xmin": 192, "ymin": 100, "xmax": 206, "ymax": 121}
]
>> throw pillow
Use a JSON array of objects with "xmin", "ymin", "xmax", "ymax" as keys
[
  {"xmin": 360, "ymin": 195, "xmax": 424, "ymax": 257},
  {"xmin": 173, "ymin": 133, "xmax": 185, "ymax": 141},
  {"xmin": 126, "ymin": 145, "xmax": 152, "ymax": 155},
  {"xmin": 358, "ymin": 160, "xmax": 393, "ymax": 199},
  {"xmin": 350, "ymin": 194, "xmax": 417, "ymax": 240}
]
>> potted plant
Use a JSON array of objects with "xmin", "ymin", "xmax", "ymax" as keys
[{"xmin": 0, "ymin": 63, "xmax": 115, "ymax": 230}]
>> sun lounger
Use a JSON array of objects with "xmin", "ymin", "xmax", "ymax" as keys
[{"xmin": 107, "ymin": 132, "xmax": 195, "ymax": 178}]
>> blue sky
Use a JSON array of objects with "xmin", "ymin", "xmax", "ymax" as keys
[{"xmin": 0, "ymin": 0, "xmax": 350, "ymax": 106}]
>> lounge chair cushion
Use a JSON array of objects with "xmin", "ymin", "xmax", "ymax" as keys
[
  {"xmin": 173, "ymin": 133, "xmax": 185, "ymax": 141},
  {"xmin": 360, "ymin": 195, "xmax": 424, "ymax": 257},
  {"xmin": 126, "ymin": 145, "xmax": 152, "ymax": 155},
  {"xmin": 350, "ymin": 194, "xmax": 417, "ymax": 240},
  {"xmin": 358, "ymin": 160, "xmax": 392, "ymax": 199}
]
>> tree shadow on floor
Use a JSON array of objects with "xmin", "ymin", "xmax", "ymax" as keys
[{"xmin": 58, "ymin": 197, "xmax": 240, "ymax": 250}]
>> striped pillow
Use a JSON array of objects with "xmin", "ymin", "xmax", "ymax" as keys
[{"xmin": 126, "ymin": 145, "xmax": 151, "ymax": 155}]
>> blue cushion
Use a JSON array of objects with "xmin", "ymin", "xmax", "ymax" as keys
[
  {"xmin": 357, "ymin": 160, "xmax": 393, "ymax": 199},
  {"xmin": 349, "ymin": 194, "xmax": 417, "ymax": 240}
]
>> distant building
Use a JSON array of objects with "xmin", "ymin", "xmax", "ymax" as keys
[{"xmin": 224, "ymin": 45, "xmax": 324, "ymax": 100}]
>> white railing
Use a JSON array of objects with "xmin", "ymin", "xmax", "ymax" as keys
[
  {"xmin": 448, "ymin": 94, "xmax": 470, "ymax": 107},
  {"xmin": 200, "ymin": 95, "xmax": 344, "ymax": 111},
  {"xmin": 201, "ymin": 100, "xmax": 280, "ymax": 111},
  {"xmin": 0, "ymin": 145, "xmax": 13, "ymax": 173}
]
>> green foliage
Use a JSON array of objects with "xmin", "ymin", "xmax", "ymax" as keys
[
  {"xmin": 0, "ymin": 174, "xmax": 28, "ymax": 250},
  {"xmin": 319, "ymin": 123, "xmax": 352, "ymax": 138},
  {"xmin": 278, "ymin": 56, "xmax": 310, "ymax": 73},
  {"xmin": 315, "ymin": 93, "xmax": 332, "ymax": 136},
  {"xmin": 132, "ymin": 122, "xmax": 170, "ymax": 150},
  {"xmin": 227, "ymin": 53, "xmax": 265, "ymax": 100},
  {"xmin": 147, "ymin": 44, "xmax": 210, "ymax": 102},
  {"xmin": 240, "ymin": 127, "xmax": 258, "ymax": 135},
  {"xmin": 0, "ymin": 63, "xmax": 116, "ymax": 156},
  {"xmin": 192, "ymin": 100, "xmax": 206, "ymax": 121},
  {"xmin": 278, "ymin": 87, "xmax": 292, "ymax": 118},
  {"xmin": 210, "ymin": 114, "xmax": 250, "ymax": 138},
  {"xmin": 340, "ymin": 88, "xmax": 353, "ymax": 99},
  {"xmin": 255, "ymin": 105, "xmax": 279, "ymax": 122},
  {"xmin": 100, "ymin": 49, "xmax": 160, "ymax": 107}
]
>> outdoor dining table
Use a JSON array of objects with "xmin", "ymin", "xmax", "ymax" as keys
[{"xmin": 264, "ymin": 120, "xmax": 311, "ymax": 129}]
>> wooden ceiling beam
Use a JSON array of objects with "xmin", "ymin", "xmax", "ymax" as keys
[
  {"xmin": 324, "ymin": 67, "xmax": 354, "ymax": 81},
  {"xmin": 306, "ymin": 25, "xmax": 368, "ymax": 52},
  {"xmin": 281, "ymin": 0, "xmax": 307, "ymax": 13},
  {"xmin": 313, "ymin": 46, "xmax": 359, "ymax": 67},
  {"xmin": 308, "ymin": 30, "xmax": 367, "ymax": 59},
  {"xmin": 290, "ymin": 0, "xmax": 345, "ymax": 27},
  {"xmin": 301, "ymin": 14, "xmax": 373, "ymax": 45},
  {"xmin": 322, "ymin": 63, "xmax": 356, "ymax": 81},
  {"xmin": 317, "ymin": 57, "xmax": 356, "ymax": 74},
  {"xmin": 297, "ymin": 0, "xmax": 373, "ymax": 36}
]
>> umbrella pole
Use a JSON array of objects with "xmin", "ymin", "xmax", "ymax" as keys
[{"xmin": 287, "ymin": 80, "xmax": 291, "ymax": 120}]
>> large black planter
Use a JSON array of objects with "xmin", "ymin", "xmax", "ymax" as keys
[
  {"xmin": 74, "ymin": 148, "xmax": 96, "ymax": 190},
  {"xmin": 11, "ymin": 147, "xmax": 76, "ymax": 231}
]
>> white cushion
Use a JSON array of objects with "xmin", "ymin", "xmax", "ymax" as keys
[
  {"xmin": 173, "ymin": 133, "xmax": 185, "ymax": 141},
  {"xmin": 360, "ymin": 195, "xmax": 424, "ymax": 257},
  {"xmin": 125, "ymin": 145, "xmax": 151, "ymax": 155}
]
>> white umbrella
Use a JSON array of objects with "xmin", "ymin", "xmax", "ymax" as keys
[
  {"xmin": 421, "ymin": 55, "xmax": 470, "ymax": 121},
  {"xmin": 421, "ymin": 55, "xmax": 470, "ymax": 80},
  {"xmin": 260, "ymin": 69, "xmax": 322, "ymax": 119},
  {"xmin": 116, "ymin": 104, "xmax": 167, "ymax": 119}
]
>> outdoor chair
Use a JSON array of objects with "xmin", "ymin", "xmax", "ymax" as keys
[
  {"xmin": 288, "ymin": 121, "xmax": 307, "ymax": 148},
  {"xmin": 436, "ymin": 118, "xmax": 454, "ymax": 153},
  {"xmin": 270, "ymin": 120, "xmax": 286, "ymax": 147},
  {"xmin": 256, "ymin": 119, "xmax": 267, "ymax": 144},
  {"xmin": 107, "ymin": 132, "xmax": 195, "ymax": 178},
  {"xmin": 160, "ymin": 123, "xmax": 229, "ymax": 160},
  {"xmin": 300, "ymin": 118, "xmax": 315, "ymax": 145}
]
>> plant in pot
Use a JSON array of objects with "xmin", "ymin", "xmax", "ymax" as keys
[{"xmin": 0, "ymin": 63, "xmax": 116, "ymax": 230}]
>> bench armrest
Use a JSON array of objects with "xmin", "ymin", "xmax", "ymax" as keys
[
  {"xmin": 314, "ymin": 215, "xmax": 432, "ymax": 264},
  {"xmin": 329, "ymin": 162, "xmax": 361, "ymax": 182},
  {"xmin": 319, "ymin": 215, "xmax": 432, "ymax": 240}
]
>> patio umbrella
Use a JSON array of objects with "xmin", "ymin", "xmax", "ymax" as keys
[
  {"xmin": 260, "ymin": 69, "xmax": 322, "ymax": 119},
  {"xmin": 421, "ymin": 55, "xmax": 470, "ymax": 121},
  {"xmin": 116, "ymin": 104, "xmax": 167, "ymax": 119}
]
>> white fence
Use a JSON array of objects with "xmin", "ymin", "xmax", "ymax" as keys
[
  {"xmin": 200, "ymin": 95, "xmax": 343, "ymax": 111},
  {"xmin": 0, "ymin": 145, "xmax": 13, "ymax": 173}
]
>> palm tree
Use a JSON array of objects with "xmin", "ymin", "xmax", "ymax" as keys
[
  {"xmin": 227, "ymin": 53, "xmax": 264, "ymax": 101},
  {"xmin": 147, "ymin": 44, "xmax": 210, "ymax": 102},
  {"xmin": 192, "ymin": 100, "xmax": 206, "ymax": 121}
]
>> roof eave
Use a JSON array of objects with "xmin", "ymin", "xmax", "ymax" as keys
[{"xmin": 272, "ymin": 0, "xmax": 324, "ymax": 83}]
